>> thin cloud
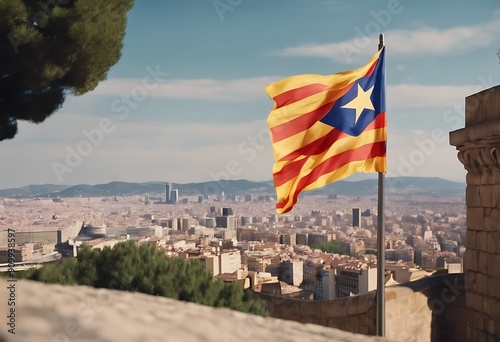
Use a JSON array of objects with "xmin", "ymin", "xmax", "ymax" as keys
[
  {"xmin": 388, "ymin": 84, "xmax": 479, "ymax": 108},
  {"xmin": 275, "ymin": 18, "xmax": 500, "ymax": 63},
  {"xmin": 85, "ymin": 74, "xmax": 485, "ymax": 109},
  {"xmin": 88, "ymin": 77, "xmax": 281, "ymax": 102}
]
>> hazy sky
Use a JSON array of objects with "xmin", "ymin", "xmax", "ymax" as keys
[{"xmin": 2, "ymin": 0, "xmax": 500, "ymax": 189}]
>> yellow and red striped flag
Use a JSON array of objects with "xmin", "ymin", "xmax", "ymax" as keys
[{"xmin": 266, "ymin": 47, "xmax": 386, "ymax": 214}]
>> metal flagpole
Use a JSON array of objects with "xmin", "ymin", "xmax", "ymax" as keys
[{"xmin": 376, "ymin": 33, "xmax": 386, "ymax": 337}]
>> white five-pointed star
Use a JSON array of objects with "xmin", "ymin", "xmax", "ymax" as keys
[{"xmin": 341, "ymin": 84, "xmax": 375, "ymax": 124}]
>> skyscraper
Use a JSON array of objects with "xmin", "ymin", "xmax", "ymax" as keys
[
  {"xmin": 170, "ymin": 189, "xmax": 178, "ymax": 204},
  {"xmin": 352, "ymin": 208, "xmax": 361, "ymax": 227},
  {"xmin": 165, "ymin": 181, "xmax": 171, "ymax": 204}
]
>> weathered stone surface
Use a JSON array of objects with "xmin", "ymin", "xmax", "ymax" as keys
[
  {"xmin": 0, "ymin": 280, "xmax": 389, "ymax": 342},
  {"xmin": 487, "ymin": 276, "xmax": 500, "ymax": 300},
  {"xmin": 487, "ymin": 232, "xmax": 496, "ymax": 253},
  {"xmin": 479, "ymin": 185, "xmax": 493, "ymax": 208},
  {"xmin": 467, "ymin": 230, "xmax": 477, "ymax": 250},
  {"xmin": 488, "ymin": 254, "xmax": 500, "ymax": 277},
  {"xmin": 476, "ymin": 273, "xmax": 488, "ymax": 295},
  {"xmin": 478, "ymin": 250, "xmax": 489, "ymax": 273}
]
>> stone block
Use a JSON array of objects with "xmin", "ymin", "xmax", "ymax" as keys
[
  {"xmin": 496, "ymin": 322, "xmax": 500, "ymax": 339},
  {"xmin": 467, "ymin": 185, "xmax": 480, "ymax": 207},
  {"xmin": 472, "ymin": 310, "xmax": 485, "ymax": 331},
  {"xmin": 477, "ymin": 234, "xmax": 488, "ymax": 253},
  {"xmin": 346, "ymin": 301, "xmax": 358, "ymax": 316},
  {"xmin": 479, "ymin": 251, "xmax": 489, "ymax": 274},
  {"xmin": 477, "ymin": 330, "xmax": 487, "ymax": 342},
  {"xmin": 483, "ymin": 298, "xmax": 494, "ymax": 316},
  {"xmin": 468, "ymin": 207, "xmax": 484, "ymax": 230},
  {"xmin": 487, "ymin": 232, "xmax": 496, "ymax": 253},
  {"xmin": 481, "ymin": 172, "xmax": 492, "ymax": 186},
  {"xmin": 476, "ymin": 273, "xmax": 488, "ymax": 295},
  {"xmin": 467, "ymin": 230, "xmax": 477, "ymax": 249},
  {"xmin": 466, "ymin": 173, "xmax": 475, "ymax": 186},
  {"xmin": 464, "ymin": 272, "xmax": 475, "ymax": 295},
  {"xmin": 323, "ymin": 299, "xmax": 346, "ymax": 318},
  {"xmin": 491, "ymin": 184, "xmax": 500, "ymax": 207},
  {"xmin": 484, "ymin": 216, "xmax": 494, "ymax": 232},
  {"xmin": 465, "ymin": 292, "xmax": 477, "ymax": 309},
  {"xmin": 488, "ymin": 254, "xmax": 500, "ymax": 277},
  {"xmin": 494, "ymin": 232, "xmax": 500, "ymax": 254},
  {"xmin": 486, "ymin": 319, "xmax": 495, "ymax": 335},
  {"xmin": 493, "ymin": 208, "xmax": 500, "ymax": 230},
  {"xmin": 355, "ymin": 297, "xmax": 374, "ymax": 314},
  {"xmin": 493, "ymin": 301, "xmax": 500, "ymax": 320},
  {"xmin": 474, "ymin": 294, "xmax": 484, "ymax": 312},
  {"xmin": 480, "ymin": 185, "xmax": 493, "ymax": 208},
  {"xmin": 466, "ymin": 324, "xmax": 472, "ymax": 340},
  {"xmin": 487, "ymin": 276, "xmax": 500, "ymax": 300},
  {"xmin": 465, "ymin": 250, "xmax": 479, "ymax": 272}
]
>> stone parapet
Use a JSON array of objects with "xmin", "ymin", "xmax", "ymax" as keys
[
  {"xmin": 450, "ymin": 84, "xmax": 500, "ymax": 341},
  {"xmin": 0, "ymin": 279, "xmax": 388, "ymax": 342},
  {"xmin": 260, "ymin": 273, "xmax": 465, "ymax": 342}
]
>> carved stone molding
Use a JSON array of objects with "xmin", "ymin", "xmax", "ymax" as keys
[{"xmin": 456, "ymin": 141, "xmax": 500, "ymax": 175}]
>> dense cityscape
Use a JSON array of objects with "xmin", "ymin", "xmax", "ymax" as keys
[{"xmin": 0, "ymin": 180, "xmax": 465, "ymax": 301}]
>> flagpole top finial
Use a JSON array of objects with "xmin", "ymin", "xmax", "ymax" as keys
[{"xmin": 378, "ymin": 34, "xmax": 385, "ymax": 50}]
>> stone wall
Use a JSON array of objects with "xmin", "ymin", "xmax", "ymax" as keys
[
  {"xmin": 450, "ymin": 85, "xmax": 500, "ymax": 340},
  {"xmin": 259, "ymin": 273, "xmax": 465, "ymax": 342},
  {"xmin": 0, "ymin": 279, "xmax": 388, "ymax": 342}
]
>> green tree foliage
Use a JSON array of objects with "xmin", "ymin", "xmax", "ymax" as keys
[
  {"xmin": 311, "ymin": 239, "xmax": 350, "ymax": 255},
  {"xmin": 0, "ymin": 0, "xmax": 134, "ymax": 140},
  {"xmin": 21, "ymin": 241, "xmax": 268, "ymax": 316}
]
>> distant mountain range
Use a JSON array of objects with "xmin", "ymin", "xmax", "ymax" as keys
[{"xmin": 0, "ymin": 177, "xmax": 465, "ymax": 199}]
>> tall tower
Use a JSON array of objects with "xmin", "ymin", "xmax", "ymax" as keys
[
  {"xmin": 165, "ymin": 181, "xmax": 171, "ymax": 204},
  {"xmin": 352, "ymin": 208, "xmax": 361, "ymax": 227},
  {"xmin": 170, "ymin": 189, "xmax": 178, "ymax": 204}
]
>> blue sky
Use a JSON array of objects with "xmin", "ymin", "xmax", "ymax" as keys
[{"xmin": 1, "ymin": 0, "xmax": 500, "ymax": 189}]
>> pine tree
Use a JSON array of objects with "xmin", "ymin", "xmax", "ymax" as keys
[{"xmin": 0, "ymin": 0, "xmax": 134, "ymax": 140}]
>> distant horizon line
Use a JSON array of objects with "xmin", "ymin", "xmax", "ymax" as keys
[{"xmin": 1, "ymin": 175, "xmax": 466, "ymax": 191}]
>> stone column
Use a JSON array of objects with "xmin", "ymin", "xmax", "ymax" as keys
[{"xmin": 450, "ymin": 85, "xmax": 500, "ymax": 341}]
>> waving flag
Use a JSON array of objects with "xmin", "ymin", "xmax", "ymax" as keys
[{"xmin": 266, "ymin": 47, "xmax": 386, "ymax": 214}]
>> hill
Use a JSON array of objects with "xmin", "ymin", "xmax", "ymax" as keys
[{"xmin": 0, "ymin": 177, "xmax": 465, "ymax": 199}]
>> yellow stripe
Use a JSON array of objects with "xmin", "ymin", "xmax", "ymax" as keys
[
  {"xmin": 270, "ymin": 121, "xmax": 332, "ymax": 160},
  {"xmin": 267, "ymin": 84, "xmax": 349, "ymax": 129},
  {"xmin": 272, "ymin": 127, "xmax": 386, "ymax": 171},
  {"xmin": 275, "ymin": 157, "xmax": 386, "ymax": 214},
  {"xmin": 266, "ymin": 49, "xmax": 382, "ymax": 98},
  {"xmin": 273, "ymin": 128, "xmax": 385, "ymax": 202}
]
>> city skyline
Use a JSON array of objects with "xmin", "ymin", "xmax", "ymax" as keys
[{"xmin": 1, "ymin": 0, "xmax": 499, "ymax": 189}]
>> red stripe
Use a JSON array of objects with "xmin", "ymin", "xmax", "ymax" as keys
[
  {"xmin": 365, "ymin": 59, "xmax": 378, "ymax": 77},
  {"xmin": 273, "ymin": 83, "xmax": 330, "ymax": 108},
  {"xmin": 281, "ymin": 128, "xmax": 345, "ymax": 162},
  {"xmin": 276, "ymin": 141, "xmax": 386, "ymax": 212},
  {"xmin": 274, "ymin": 112, "xmax": 386, "ymax": 186},
  {"xmin": 273, "ymin": 157, "xmax": 309, "ymax": 187},
  {"xmin": 280, "ymin": 112, "xmax": 386, "ymax": 162},
  {"xmin": 271, "ymin": 57, "xmax": 380, "ymax": 110},
  {"xmin": 270, "ymin": 101, "xmax": 334, "ymax": 142}
]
